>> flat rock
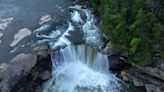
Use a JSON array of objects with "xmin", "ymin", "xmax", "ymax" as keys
[
  {"xmin": 39, "ymin": 15, "xmax": 53, "ymax": 25},
  {"xmin": 0, "ymin": 17, "xmax": 14, "ymax": 30},
  {"xmin": 145, "ymin": 84, "xmax": 161, "ymax": 92},
  {"xmin": 0, "ymin": 53, "xmax": 37, "ymax": 92},
  {"xmin": 132, "ymin": 78, "xmax": 144, "ymax": 87},
  {"xmin": 39, "ymin": 70, "xmax": 51, "ymax": 80},
  {"xmin": 144, "ymin": 67, "xmax": 164, "ymax": 81},
  {"xmin": 10, "ymin": 28, "xmax": 32, "ymax": 47},
  {"xmin": 121, "ymin": 71, "xmax": 129, "ymax": 82},
  {"xmin": 108, "ymin": 55, "xmax": 127, "ymax": 72},
  {"xmin": 32, "ymin": 44, "xmax": 49, "ymax": 57}
]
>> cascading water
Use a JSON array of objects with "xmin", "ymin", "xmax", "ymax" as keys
[
  {"xmin": 43, "ymin": 45, "xmax": 121, "ymax": 92},
  {"xmin": 38, "ymin": 5, "xmax": 122, "ymax": 92}
]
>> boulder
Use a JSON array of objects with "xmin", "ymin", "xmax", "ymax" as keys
[
  {"xmin": 10, "ymin": 28, "xmax": 32, "ymax": 47},
  {"xmin": 0, "ymin": 53, "xmax": 37, "ymax": 92},
  {"xmin": 39, "ymin": 70, "xmax": 51, "ymax": 80},
  {"xmin": 0, "ymin": 17, "xmax": 14, "ymax": 30},
  {"xmin": 32, "ymin": 44, "xmax": 50, "ymax": 57},
  {"xmin": 39, "ymin": 15, "xmax": 53, "ymax": 25},
  {"xmin": 132, "ymin": 78, "xmax": 144, "ymax": 87},
  {"xmin": 145, "ymin": 84, "xmax": 161, "ymax": 92},
  {"xmin": 120, "ymin": 71, "xmax": 129, "ymax": 82},
  {"xmin": 144, "ymin": 67, "xmax": 164, "ymax": 81},
  {"xmin": 11, "ymin": 54, "xmax": 52, "ymax": 92},
  {"xmin": 108, "ymin": 55, "xmax": 128, "ymax": 72}
]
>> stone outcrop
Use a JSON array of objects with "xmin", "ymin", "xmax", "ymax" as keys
[
  {"xmin": 11, "ymin": 54, "xmax": 52, "ymax": 92},
  {"xmin": 114, "ymin": 59, "xmax": 164, "ymax": 92},
  {"xmin": 0, "ymin": 44, "xmax": 51, "ymax": 92},
  {"xmin": 32, "ymin": 44, "xmax": 50, "ymax": 57},
  {"xmin": 0, "ymin": 53, "xmax": 37, "ymax": 92}
]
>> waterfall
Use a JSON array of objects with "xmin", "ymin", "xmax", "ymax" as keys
[
  {"xmin": 38, "ymin": 5, "xmax": 122, "ymax": 92},
  {"xmin": 44, "ymin": 45, "xmax": 121, "ymax": 92}
]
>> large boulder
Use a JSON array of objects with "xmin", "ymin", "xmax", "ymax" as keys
[
  {"xmin": 10, "ymin": 28, "xmax": 32, "ymax": 47},
  {"xmin": 108, "ymin": 55, "xmax": 129, "ymax": 72},
  {"xmin": 11, "ymin": 54, "xmax": 52, "ymax": 92},
  {"xmin": 0, "ymin": 53, "xmax": 37, "ymax": 92}
]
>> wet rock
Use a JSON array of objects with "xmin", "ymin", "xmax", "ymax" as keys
[
  {"xmin": 32, "ymin": 44, "xmax": 50, "ymax": 57},
  {"xmin": 121, "ymin": 71, "xmax": 129, "ymax": 82},
  {"xmin": 39, "ymin": 15, "xmax": 53, "ymax": 25},
  {"xmin": 104, "ymin": 42, "xmax": 117, "ymax": 56},
  {"xmin": 39, "ymin": 70, "xmax": 51, "ymax": 80},
  {"xmin": 132, "ymin": 78, "xmax": 144, "ymax": 87},
  {"xmin": 11, "ymin": 54, "xmax": 52, "ymax": 92},
  {"xmin": 145, "ymin": 84, "xmax": 161, "ymax": 92},
  {"xmin": 108, "ymin": 55, "xmax": 128, "ymax": 72},
  {"xmin": 0, "ymin": 53, "xmax": 37, "ymax": 92},
  {"xmin": 10, "ymin": 28, "xmax": 32, "ymax": 47},
  {"xmin": 146, "ymin": 77, "xmax": 163, "ymax": 86},
  {"xmin": 157, "ymin": 61, "xmax": 164, "ymax": 71},
  {"xmin": 0, "ymin": 17, "xmax": 14, "ymax": 30},
  {"xmin": 144, "ymin": 67, "xmax": 164, "ymax": 81},
  {"xmin": 120, "ymin": 52, "xmax": 129, "ymax": 58},
  {"xmin": 33, "ymin": 24, "xmax": 51, "ymax": 33}
]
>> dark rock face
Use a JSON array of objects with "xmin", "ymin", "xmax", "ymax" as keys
[
  {"xmin": 108, "ymin": 55, "xmax": 130, "ymax": 72},
  {"xmin": 11, "ymin": 54, "xmax": 52, "ymax": 92},
  {"xmin": 0, "ymin": 44, "xmax": 51, "ymax": 92},
  {"xmin": 107, "ymin": 54, "xmax": 164, "ymax": 92},
  {"xmin": 0, "ymin": 53, "xmax": 37, "ymax": 92},
  {"xmin": 117, "ymin": 64, "xmax": 164, "ymax": 92}
]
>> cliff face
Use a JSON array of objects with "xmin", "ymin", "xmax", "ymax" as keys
[{"xmin": 88, "ymin": 0, "xmax": 164, "ymax": 66}]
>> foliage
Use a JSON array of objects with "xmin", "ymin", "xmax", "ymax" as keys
[{"xmin": 88, "ymin": 0, "xmax": 164, "ymax": 65}]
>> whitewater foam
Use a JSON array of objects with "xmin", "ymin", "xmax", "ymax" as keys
[{"xmin": 40, "ymin": 5, "xmax": 122, "ymax": 92}]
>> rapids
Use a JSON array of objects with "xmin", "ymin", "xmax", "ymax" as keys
[{"xmin": 38, "ymin": 5, "xmax": 122, "ymax": 92}]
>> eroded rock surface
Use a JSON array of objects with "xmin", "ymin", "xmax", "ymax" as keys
[
  {"xmin": 0, "ymin": 53, "xmax": 37, "ymax": 92},
  {"xmin": 39, "ymin": 15, "xmax": 53, "ymax": 25},
  {"xmin": 11, "ymin": 54, "xmax": 52, "ymax": 92},
  {"xmin": 10, "ymin": 28, "xmax": 32, "ymax": 47},
  {"xmin": 0, "ymin": 17, "xmax": 14, "ymax": 30}
]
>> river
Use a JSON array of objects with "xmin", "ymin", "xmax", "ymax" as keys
[
  {"xmin": 0, "ymin": 0, "xmax": 72, "ymax": 63},
  {"xmin": 0, "ymin": 0, "xmax": 143, "ymax": 92}
]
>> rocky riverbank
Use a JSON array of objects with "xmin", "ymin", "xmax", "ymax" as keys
[
  {"xmin": 0, "ymin": 44, "xmax": 52, "ymax": 92},
  {"xmin": 108, "ymin": 54, "xmax": 164, "ymax": 92}
]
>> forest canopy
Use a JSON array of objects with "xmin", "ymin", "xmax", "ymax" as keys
[{"xmin": 88, "ymin": 0, "xmax": 164, "ymax": 65}]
